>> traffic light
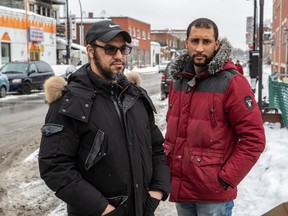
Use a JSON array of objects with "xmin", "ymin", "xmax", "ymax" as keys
[{"xmin": 249, "ymin": 50, "xmax": 259, "ymax": 78}]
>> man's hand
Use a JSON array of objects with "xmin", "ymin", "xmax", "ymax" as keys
[
  {"xmin": 101, "ymin": 204, "xmax": 115, "ymax": 216},
  {"xmin": 148, "ymin": 190, "xmax": 163, "ymax": 200}
]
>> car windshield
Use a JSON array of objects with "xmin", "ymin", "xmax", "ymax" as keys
[
  {"xmin": 160, "ymin": 61, "xmax": 170, "ymax": 66},
  {"xmin": 0, "ymin": 63, "xmax": 29, "ymax": 74}
]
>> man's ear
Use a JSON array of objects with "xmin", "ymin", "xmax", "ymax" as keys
[
  {"xmin": 215, "ymin": 39, "xmax": 220, "ymax": 51},
  {"xmin": 86, "ymin": 45, "xmax": 94, "ymax": 58}
]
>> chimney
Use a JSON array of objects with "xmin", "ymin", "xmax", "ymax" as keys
[{"xmin": 88, "ymin": 12, "xmax": 93, "ymax": 18}]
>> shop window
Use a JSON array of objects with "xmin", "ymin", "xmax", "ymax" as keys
[
  {"xmin": 1, "ymin": 43, "xmax": 11, "ymax": 64},
  {"xmin": 30, "ymin": 51, "xmax": 40, "ymax": 61}
]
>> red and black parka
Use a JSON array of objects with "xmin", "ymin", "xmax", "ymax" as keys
[{"xmin": 164, "ymin": 39, "xmax": 265, "ymax": 203}]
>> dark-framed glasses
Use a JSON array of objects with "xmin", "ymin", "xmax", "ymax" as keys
[{"xmin": 92, "ymin": 44, "xmax": 132, "ymax": 55}]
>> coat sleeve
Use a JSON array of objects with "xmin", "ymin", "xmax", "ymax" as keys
[
  {"xmin": 147, "ymin": 108, "xmax": 171, "ymax": 201},
  {"xmin": 218, "ymin": 74, "xmax": 266, "ymax": 188},
  {"xmin": 38, "ymin": 100, "xmax": 108, "ymax": 216}
]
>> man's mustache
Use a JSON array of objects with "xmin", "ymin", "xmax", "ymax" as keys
[{"xmin": 193, "ymin": 54, "xmax": 207, "ymax": 58}]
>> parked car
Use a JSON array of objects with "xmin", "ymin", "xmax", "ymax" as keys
[
  {"xmin": 158, "ymin": 61, "xmax": 170, "ymax": 73},
  {"xmin": 160, "ymin": 62, "xmax": 172, "ymax": 100},
  {"xmin": 0, "ymin": 60, "xmax": 54, "ymax": 94},
  {"xmin": 0, "ymin": 72, "xmax": 9, "ymax": 98},
  {"xmin": 51, "ymin": 64, "xmax": 77, "ymax": 80}
]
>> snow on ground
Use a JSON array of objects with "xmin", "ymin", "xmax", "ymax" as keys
[{"xmin": 14, "ymin": 65, "xmax": 288, "ymax": 215}]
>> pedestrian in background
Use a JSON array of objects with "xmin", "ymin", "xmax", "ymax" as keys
[
  {"xmin": 164, "ymin": 18, "xmax": 265, "ymax": 216},
  {"xmin": 38, "ymin": 20, "xmax": 170, "ymax": 216},
  {"xmin": 235, "ymin": 59, "xmax": 244, "ymax": 75}
]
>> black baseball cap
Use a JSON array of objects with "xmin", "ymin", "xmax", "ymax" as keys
[{"xmin": 86, "ymin": 20, "xmax": 131, "ymax": 44}]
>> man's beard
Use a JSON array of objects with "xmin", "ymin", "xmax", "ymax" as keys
[
  {"xmin": 92, "ymin": 50, "xmax": 123, "ymax": 81},
  {"xmin": 191, "ymin": 53, "xmax": 214, "ymax": 67}
]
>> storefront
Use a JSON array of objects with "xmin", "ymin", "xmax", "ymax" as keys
[{"xmin": 0, "ymin": 5, "xmax": 56, "ymax": 66}]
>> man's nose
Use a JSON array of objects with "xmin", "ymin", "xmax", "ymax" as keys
[
  {"xmin": 196, "ymin": 43, "xmax": 204, "ymax": 52},
  {"xmin": 113, "ymin": 49, "xmax": 123, "ymax": 58}
]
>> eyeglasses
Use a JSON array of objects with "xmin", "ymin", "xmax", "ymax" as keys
[{"xmin": 91, "ymin": 44, "xmax": 132, "ymax": 55}]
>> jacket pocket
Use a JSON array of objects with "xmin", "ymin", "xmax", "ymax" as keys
[
  {"xmin": 39, "ymin": 123, "xmax": 64, "ymax": 157},
  {"xmin": 189, "ymin": 148, "xmax": 225, "ymax": 193},
  {"xmin": 190, "ymin": 149, "xmax": 224, "ymax": 167},
  {"xmin": 145, "ymin": 195, "xmax": 160, "ymax": 216},
  {"xmin": 107, "ymin": 195, "xmax": 128, "ymax": 207},
  {"xmin": 85, "ymin": 129, "xmax": 106, "ymax": 171},
  {"xmin": 105, "ymin": 195, "xmax": 128, "ymax": 216}
]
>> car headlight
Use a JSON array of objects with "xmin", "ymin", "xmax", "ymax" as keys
[{"xmin": 12, "ymin": 79, "xmax": 22, "ymax": 83}]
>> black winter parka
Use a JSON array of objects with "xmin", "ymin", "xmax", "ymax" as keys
[{"xmin": 38, "ymin": 64, "xmax": 170, "ymax": 216}]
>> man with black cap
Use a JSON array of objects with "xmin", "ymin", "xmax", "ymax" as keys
[{"xmin": 38, "ymin": 20, "xmax": 170, "ymax": 216}]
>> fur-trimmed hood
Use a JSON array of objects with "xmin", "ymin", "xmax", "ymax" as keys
[
  {"xmin": 44, "ymin": 70, "xmax": 142, "ymax": 104},
  {"xmin": 170, "ymin": 38, "xmax": 233, "ymax": 79}
]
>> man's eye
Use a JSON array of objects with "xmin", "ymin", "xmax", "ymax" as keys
[
  {"xmin": 107, "ymin": 46, "xmax": 117, "ymax": 52},
  {"xmin": 203, "ymin": 40, "xmax": 211, "ymax": 44}
]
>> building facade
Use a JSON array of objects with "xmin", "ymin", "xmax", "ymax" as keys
[
  {"xmin": 0, "ymin": 0, "xmax": 66, "ymax": 65},
  {"xmin": 150, "ymin": 29, "xmax": 185, "ymax": 62},
  {"xmin": 111, "ymin": 17, "xmax": 151, "ymax": 69},
  {"xmin": 70, "ymin": 13, "xmax": 152, "ymax": 69},
  {"xmin": 271, "ymin": 0, "xmax": 288, "ymax": 78},
  {"xmin": 0, "ymin": 0, "xmax": 64, "ymax": 21},
  {"xmin": 0, "ymin": 5, "xmax": 57, "ymax": 65}
]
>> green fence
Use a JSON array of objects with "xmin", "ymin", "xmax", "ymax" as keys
[{"xmin": 268, "ymin": 76, "xmax": 288, "ymax": 128}]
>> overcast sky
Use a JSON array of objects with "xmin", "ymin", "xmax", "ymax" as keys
[{"xmin": 66, "ymin": 0, "xmax": 273, "ymax": 49}]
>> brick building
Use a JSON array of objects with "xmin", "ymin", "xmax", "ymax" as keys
[
  {"xmin": 271, "ymin": 0, "xmax": 288, "ymax": 78},
  {"xmin": 111, "ymin": 17, "xmax": 151, "ymax": 69},
  {"xmin": 151, "ymin": 29, "xmax": 185, "ymax": 62},
  {"xmin": 71, "ymin": 13, "xmax": 151, "ymax": 69}
]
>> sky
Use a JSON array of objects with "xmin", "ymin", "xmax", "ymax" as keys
[
  {"xmin": 65, "ymin": 0, "xmax": 273, "ymax": 49},
  {"xmin": 3, "ymin": 64, "xmax": 288, "ymax": 215}
]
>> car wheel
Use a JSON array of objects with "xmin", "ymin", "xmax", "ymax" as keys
[
  {"xmin": 20, "ymin": 82, "xmax": 32, "ymax": 94},
  {"xmin": 161, "ymin": 92, "xmax": 167, "ymax": 100},
  {"xmin": 0, "ymin": 86, "xmax": 7, "ymax": 98}
]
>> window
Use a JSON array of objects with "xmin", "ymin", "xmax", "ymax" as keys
[
  {"xmin": 137, "ymin": 29, "xmax": 140, "ymax": 39},
  {"xmin": 36, "ymin": 61, "xmax": 53, "ymax": 73},
  {"xmin": 29, "ymin": 4, "xmax": 34, "ymax": 12},
  {"xmin": 133, "ymin": 28, "xmax": 136, "ymax": 37},
  {"xmin": 29, "ymin": 64, "xmax": 38, "ymax": 73},
  {"xmin": 1, "ymin": 43, "xmax": 11, "ymax": 64},
  {"xmin": 52, "ymin": 10, "xmax": 57, "ymax": 20},
  {"xmin": 36, "ymin": 6, "xmax": 41, "ymax": 15},
  {"xmin": 128, "ymin": 27, "xmax": 132, "ymax": 36},
  {"xmin": 142, "ymin": 31, "xmax": 146, "ymax": 40}
]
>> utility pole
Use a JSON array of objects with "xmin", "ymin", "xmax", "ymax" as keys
[
  {"xmin": 66, "ymin": 0, "xmax": 70, "ymax": 64},
  {"xmin": 78, "ymin": 0, "xmax": 84, "ymax": 46},
  {"xmin": 253, "ymin": 0, "xmax": 257, "ymax": 51},
  {"xmin": 258, "ymin": 0, "xmax": 264, "ymax": 110},
  {"xmin": 247, "ymin": 0, "xmax": 259, "ymax": 93},
  {"xmin": 25, "ymin": 0, "xmax": 30, "ymax": 61}
]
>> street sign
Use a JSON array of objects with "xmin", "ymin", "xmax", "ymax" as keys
[
  {"xmin": 246, "ymin": 16, "xmax": 254, "ymax": 33},
  {"xmin": 246, "ymin": 32, "xmax": 253, "ymax": 45},
  {"xmin": 70, "ymin": 14, "xmax": 77, "ymax": 40}
]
